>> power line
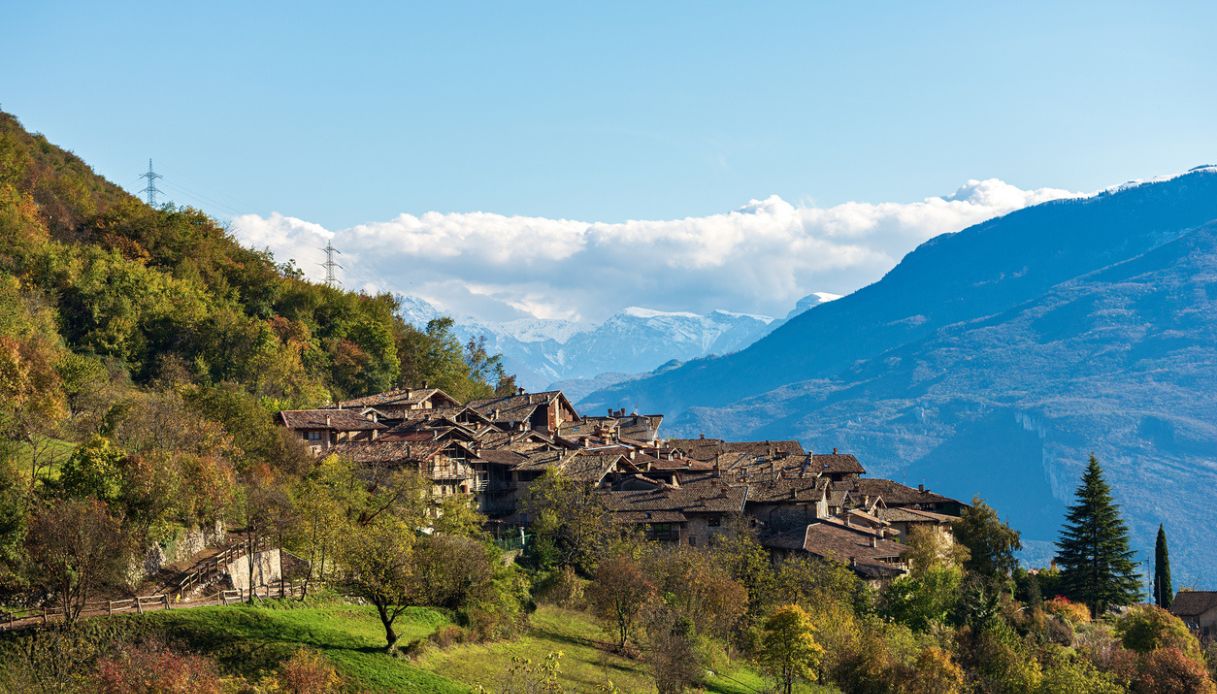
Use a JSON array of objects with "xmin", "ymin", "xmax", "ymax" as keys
[
  {"xmin": 138, "ymin": 158, "xmax": 163, "ymax": 206},
  {"xmin": 320, "ymin": 241, "xmax": 343, "ymax": 286}
]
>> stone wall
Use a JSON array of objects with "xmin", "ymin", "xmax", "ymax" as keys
[
  {"xmin": 138, "ymin": 521, "xmax": 227, "ymax": 579},
  {"xmin": 225, "ymin": 548, "xmax": 283, "ymax": 590}
]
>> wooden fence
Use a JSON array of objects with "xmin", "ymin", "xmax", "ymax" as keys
[
  {"xmin": 173, "ymin": 536, "xmax": 272, "ymax": 598},
  {"xmin": 0, "ymin": 593, "xmax": 172, "ymax": 631},
  {"xmin": 0, "ymin": 580, "xmax": 319, "ymax": 632}
]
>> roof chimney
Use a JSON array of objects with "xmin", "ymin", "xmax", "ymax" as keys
[
  {"xmin": 517, "ymin": 386, "xmax": 526, "ymax": 396},
  {"xmin": 325, "ymin": 415, "xmax": 331, "ymax": 428},
  {"xmin": 870, "ymin": 536, "xmax": 878, "ymax": 548},
  {"xmin": 699, "ymin": 433, "xmax": 705, "ymax": 440},
  {"xmin": 833, "ymin": 447, "xmax": 838, "ymax": 455},
  {"xmin": 918, "ymin": 484, "xmax": 925, "ymax": 493}
]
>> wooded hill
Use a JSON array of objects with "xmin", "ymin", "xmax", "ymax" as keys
[{"xmin": 0, "ymin": 110, "xmax": 510, "ymax": 597}]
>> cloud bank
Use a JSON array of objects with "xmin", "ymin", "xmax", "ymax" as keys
[{"xmin": 231, "ymin": 179, "xmax": 1079, "ymax": 323}]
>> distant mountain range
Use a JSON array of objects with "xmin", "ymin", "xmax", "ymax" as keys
[
  {"xmin": 580, "ymin": 167, "xmax": 1217, "ymax": 584},
  {"xmin": 398, "ymin": 294, "xmax": 840, "ymax": 395}
]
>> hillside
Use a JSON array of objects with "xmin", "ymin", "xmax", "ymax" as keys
[
  {"xmin": 583, "ymin": 168, "xmax": 1217, "ymax": 583},
  {"xmin": 0, "ymin": 110, "xmax": 505, "ymax": 406}
]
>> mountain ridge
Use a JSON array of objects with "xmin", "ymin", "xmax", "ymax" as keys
[{"xmin": 582, "ymin": 169, "xmax": 1217, "ymax": 582}]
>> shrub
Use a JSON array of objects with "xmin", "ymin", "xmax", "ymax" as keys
[
  {"xmin": 1044, "ymin": 596, "xmax": 1090, "ymax": 624},
  {"xmin": 900, "ymin": 645, "xmax": 965, "ymax": 694},
  {"xmin": 535, "ymin": 565, "xmax": 588, "ymax": 609},
  {"xmin": 93, "ymin": 643, "xmax": 223, "ymax": 694},
  {"xmin": 1116, "ymin": 604, "xmax": 1203, "ymax": 660},
  {"xmin": 1132, "ymin": 647, "xmax": 1217, "ymax": 694},
  {"xmin": 1037, "ymin": 644, "xmax": 1123, "ymax": 694},
  {"xmin": 275, "ymin": 648, "xmax": 342, "ymax": 694},
  {"xmin": 430, "ymin": 624, "xmax": 468, "ymax": 649}
]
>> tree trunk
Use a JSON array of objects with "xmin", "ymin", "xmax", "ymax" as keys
[
  {"xmin": 377, "ymin": 604, "xmax": 399, "ymax": 652},
  {"xmin": 247, "ymin": 529, "xmax": 257, "ymax": 603}
]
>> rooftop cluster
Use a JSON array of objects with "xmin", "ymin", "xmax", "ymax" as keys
[{"xmin": 278, "ymin": 386, "xmax": 966, "ymax": 582}]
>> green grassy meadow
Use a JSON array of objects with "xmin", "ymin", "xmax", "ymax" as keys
[{"xmin": 0, "ymin": 596, "xmax": 829, "ymax": 692}]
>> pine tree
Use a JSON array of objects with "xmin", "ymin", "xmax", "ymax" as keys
[
  {"xmin": 1153, "ymin": 524, "xmax": 1173, "ymax": 609},
  {"xmin": 1055, "ymin": 454, "xmax": 1141, "ymax": 617}
]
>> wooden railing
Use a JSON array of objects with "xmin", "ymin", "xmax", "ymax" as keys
[
  {"xmin": 0, "ymin": 594, "xmax": 172, "ymax": 631},
  {"xmin": 107, "ymin": 595, "xmax": 171, "ymax": 615},
  {"xmin": 173, "ymin": 536, "xmax": 271, "ymax": 598}
]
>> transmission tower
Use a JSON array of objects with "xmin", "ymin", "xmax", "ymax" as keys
[
  {"xmin": 320, "ymin": 241, "xmax": 343, "ymax": 286},
  {"xmin": 138, "ymin": 159, "xmax": 163, "ymax": 206}
]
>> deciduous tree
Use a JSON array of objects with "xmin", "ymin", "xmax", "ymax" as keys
[
  {"xmin": 587, "ymin": 552, "xmax": 653, "ymax": 652},
  {"xmin": 25, "ymin": 498, "xmax": 131, "ymax": 628},
  {"xmin": 757, "ymin": 604, "xmax": 823, "ymax": 694},
  {"xmin": 338, "ymin": 516, "xmax": 417, "ymax": 652},
  {"xmin": 954, "ymin": 497, "xmax": 1021, "ymax": 580}
]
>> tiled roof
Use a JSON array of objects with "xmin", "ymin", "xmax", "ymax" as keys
[
  {"xmin": 278, "ymin": 409, "xmax": 386, "ymax": 431},
  {"xmin": 473, "ymin": 449, "xmax": 526, "ymax": 466},
  {"xmin": 514, "ymin": 450, "xmax": 573, "ymax": 473},
  {"xmin": 563, "ymin": 451, "xmax": 630, "ymax": 483},
  {"xmin": 468, "ymin": 390, "xmax": 578, "ymax": 425},
  {"xmin": 1171, "ymin": 591, "xmax": 1217, "ymax": 617},
  {"xmin": 598, "ymin": 480, "xmax": 747, "ymax": 517},
  {"xmin": 331, "ymin": 439, "xmax": 444, "ymax": 464},
  {"xmin": 611, "ymin": 510, "xmax": 687, "ymax": 524},
  {"xmin": 744, "ymin": 475, "xmax": 828, "ymax": 503},
  {"xmin": 801, "ymin": 522, "xmax": 909, "ymax": 564},
  {"xmin": 844, "ymin": 478, "xmax": 960, "ymax": 507},
  {"xmin": 337, "ymin": 387, "xmax": 457, "ymax": 409},
  {"xmin": 877, "ymin": 507, "xmax": 957, "ymax": 524},
  {"xmin": 812, "ymin": 453, "xmax": 866, "ymax": 475},
  {"xmin": 665, "ymin": 438, "xmax": 805, "ymax": 462}
]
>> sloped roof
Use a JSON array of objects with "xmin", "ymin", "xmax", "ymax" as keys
[
  {"xmin": 812, "ymin": 453, "xmax": 866, "ymax": 475},
  {"xmin": 598, "ymin": 479, "xmax": 747, "ymax": 517},
  {"xmin": 468, "ymin": 390, "xmax": 579, "ymax": 424},
  {"xmin": 665, "ymin": 438, "xmax": 805, "ymax": 462},
  {"xmin": 745, "ymin": 475, "xmax": 828, "ymax": 503},
  {"xmin": 845, "ymin": 478, "xmax": 960, "ymax": 508},
  {"xmin": 278, "ymin": 409, "xmax": 386, "ymax": 431},
  {"xmin": 473, "ymin": 449, "xmax": 527, "ymax": 466},
  {"xmin": 337, "ymin": 387, "xmax": 458, "ymax": 409},
  {"xmin": 801, "ymin": 521, "xmax": 909, "ymax": 564},
  {"xmin": 330, "ymin": 439, "xmax": 445, "ymax": 464},
  {"xmin": 564, "ymin": 451, "xmax": 631, "ymax": 483},
  {"xmin": 1171, "ymin": 591, "xmax": 1217, "ymax": 617},
  {"xmin": 877, "ymin": 507, "xmax": 957, "ymax": 524}
]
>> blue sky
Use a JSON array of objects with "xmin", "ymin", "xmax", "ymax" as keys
[{"xmin": 4, "ymin": 2, "xmax": 1216, "ymax": 321}]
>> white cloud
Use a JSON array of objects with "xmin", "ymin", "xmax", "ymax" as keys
[{"xmin": 230, "ymin": 179, "xmax": 1079, "ymax": 322}]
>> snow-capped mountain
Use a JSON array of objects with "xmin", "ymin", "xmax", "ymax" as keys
[{"xmin": 395, "ymin": 299, "xmax": 786, "ymax": 391}]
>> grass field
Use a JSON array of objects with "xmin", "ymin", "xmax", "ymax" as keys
[{"xmin": 1, "ymin": 597, "xmax": 830, "ymax": 692}]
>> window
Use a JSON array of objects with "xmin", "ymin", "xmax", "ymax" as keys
[
  {"xmin": 647, "ymin": 523, "xmax": 679, "ymax": 542},
  {"xmin": 708, "ymin": 517, "xmax": 721, "ymax": 528},
  {"xmin": 306, "ymin": 430, "xmax": 323, "ymax": 442}
]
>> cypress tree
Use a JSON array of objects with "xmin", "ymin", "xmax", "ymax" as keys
[
  {"xmin": 1153, "ymin": 524, "xmax": 1173, "ymax": 609},
  {"xmin": 1055, "ymin": 454, "xmax": 1141, "ymax": 617}
]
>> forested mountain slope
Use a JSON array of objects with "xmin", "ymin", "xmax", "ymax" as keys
[{"xmin": 584, "ymin": 168, "xmax": 1217, "ymax": 582}]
